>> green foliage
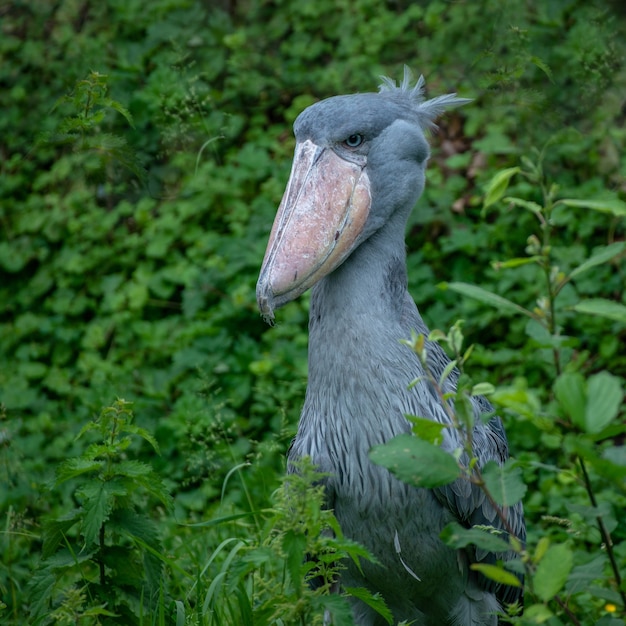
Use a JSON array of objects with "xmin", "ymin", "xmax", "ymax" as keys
[
  {"xmin": 185, "ymin": 458, "xmax": 388, "ymax": 626},
  {"xmin": 1, "ymin": 0, "xmax": 626, "ymax": 624},
  {"xmin": 376, "ymin": 157, "xmax": 626, "ymax": 622},
  {"xmin": 29, "ymin": 400, "xmax": 170, "ymax": 624},
  {"xmin": 40, "ymin": 70, "xmax": 145, "ymax": 182},
  {"xmin": 370, "ymin": 434, "xmax": 462, "ymax": 488}
]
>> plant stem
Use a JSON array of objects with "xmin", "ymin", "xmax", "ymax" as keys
[
  {"xmin": 99, "ymin": 523, "xmax": 106, "ymax": 586},
  {"xmin": 554, "ymin": 594, "xmax": 582, "ymax": 626},
  {"xmin": 579, "ymin": 457, "xmax": 626, "ymax": 612}
]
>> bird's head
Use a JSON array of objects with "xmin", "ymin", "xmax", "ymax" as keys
[{"xmin": 257, "ymin": 68, "xmax": 469, "ymax": 322}]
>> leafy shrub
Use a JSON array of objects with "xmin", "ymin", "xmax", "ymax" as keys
[{"xmin": 28, "ymin": 400, "xmax": 170, "ymax": 624}]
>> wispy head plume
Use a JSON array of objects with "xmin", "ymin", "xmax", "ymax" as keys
[{"xmin": 378, "ymin": 66, "xmax": 471, "ymax": 130}]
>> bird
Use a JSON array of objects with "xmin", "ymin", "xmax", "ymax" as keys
[{"xmin": 256, "ymin": 68, "xmax": 525, "ymax": 626}]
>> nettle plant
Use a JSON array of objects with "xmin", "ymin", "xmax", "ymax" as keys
[
  {"xmin": 186, "ymin": 455, "xmax": 398, "ymax": 626},
  {"xmin": 29, "ymin": 400, "xmax": 171, "ymax": 625},
  {"xmin": 372, "ymin": 153, "xmax": 626, "ymax": 625},
  {"xmin": 40, "ymin": 70, "xmax": 145, "ymax": 184}
]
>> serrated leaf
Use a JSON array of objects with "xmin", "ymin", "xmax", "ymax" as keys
[
  {"xmin": 116, "ymin": 459, "xmax": 152, "ymax": 479},
  {"xmin": 123, "ymin": 423, "xmax": 162, "ymax": 454},
  {"xmin": 105, "ymin": 98, "xmax": 135, "ymax": 127},
  {"xmin": 481, "ymin": 460, "xmax": 527, "ymax": 507},
  {"xmin": 470, "ymin": 563, "xmax": 522, "ymax": 588},
  {"xmin": 530, "ymin": 56, "xmax": 554, "ymax": 81},
  {"xmin": 42, "ymin": 512, "xmax": 81, "ymax": 558},
  {"xmin": 534, "ymin": 543, "xmax": 574, "ymax": 601},
  {"xmin": 44, "ymin": 547, "xmax": 96, "ymax": 569},
  {"xmin": 406, "ymin": 415, "xmax": 447, "ymax": 445},
  {"xmin": 483, "ymin": 167, "xmax": 521, "ymax": 209},
  {"xmin": 585, "ymin": 372, "xmax": 623, "ymax": 434},
  {"xmin": 26, "ymin": 571, "xmax": 57, "ymax": 621},
  {"xmin": 109, "ymin": 508, "xmax": 160, "ymax": 545},
  {"xmin": 81, "ymin": 483, "xmax": 114, "ymax": 546},
  {"xmin": 440, "ymin": 522, "xmax": 512, "ymax": 554},
  {"xmin": 55, "ymin": 457, "xmax": 102, "ymax": 485},
  {"xmin": 283, "ymin": 530, "xmax": 307, "ymax": 590},
  {"xmin": 343, "ymin": 586, "xmax": 393, "ymax": 625},
  {"xmin": 568, "ymin": 242, "xmax": 626, "ymax": 280},
  {"xmin": 573, "ymin": 298, "xmax": 626, "ymax": 324},
  {"xmin": 314, "ymin": 593, "xmax": 355, "ymax": 625},
  {"xmin": 554, "ymin": 372, "xmax": 586, "ymax": 429},
  {"xmin": 440, "ymin": 282, "xmax": 532, "ymax": 318},
  {"xmin": 370, "ymin": 434, "xmax": 461, "ymax": 488},
  {"xmin": 122, "ymin": 471, "xmax": 172, "ymax": 508}
]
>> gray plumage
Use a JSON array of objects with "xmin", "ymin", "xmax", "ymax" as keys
[{"xmin": 257, "ymin": 68, "xmax": 525, "ymax": 626}]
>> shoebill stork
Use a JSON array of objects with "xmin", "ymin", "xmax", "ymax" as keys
[{"xmin": 256, "ymin": 69, "xmax": 525, "ymax": 626}]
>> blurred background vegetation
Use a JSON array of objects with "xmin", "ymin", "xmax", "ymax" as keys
[{"xmin": 1, "ymin": 0, "xmax": 625, "ymax": 624}]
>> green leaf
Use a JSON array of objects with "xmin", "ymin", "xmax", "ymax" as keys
[
  {"xmin": 481, "ymin": 460, "xmax": 527, "ymax": 507},
  {"xmin": 81, "ymin": 483, "xmax": 114, "ymax": 546},
  {"xmin": 115, "ymin": 459, "xmax": 152, "ymax": 479},
  {"xmin": 109, "ymin": 507, "xmax": 160, "ymax": 545},
  {"xmin": 483, "ymin": 167, "xmax": 521, "ymax": 209},
  {"xmin": 124, "ymin": 471, "xmax": 173, "ymax": 508},
  {"xmin": 343, "ymin": 586, "xmax": 393, "ymax": 625},
  {"xmin": 471, "ymin": 382, "xmax": 495, "ymax": 397},
  {"xmin": 283, "ymin": 530, "xmax": 307, "ymax": 591},
  {"xmin": 105, "ymin": 97, "xmax": 135, "ymax": 127},
  {"xmin": 439, "ymin": 359, "xmax": 458, "ymax": 387},
  {"xmin": 440, "ymin": 282, "xmax": 532, "ymax": 318},
  {"xmin": 523, "ymin": 604, "xmax": 554, "ymax": 622},
  {"xmin": 124, "ymin": 424, "xmax": 161, "ymax": 455},
  {"xmin": 315, "ymin": 594, "xmax": 356, "ymax": 625},
  {"xmin": 554, "ymin": 372, "xmax": 587, "ymax": 430},
  {"xmin": 492, "ymin": 256, "xmax": 542, "ymax": 270},
  {"xmin": 573, "ymin": 299, "xmax": 626, "ymax": 324},
  {"xmin": 369, "ymin": 434, "xmax": 461, "ymax": 488},
  {"xmin": 440, "ymin": 522, "xmax": 512, "ymax": 554},
  {"xmin": 533, "ymin": 542, "xmax": 574, "ymax": 601},
  {"xmin": 470, "ymin": 563, "xmax": 522, "ymax": 588},
  {"xmin": 565, "ymin": 555, "xmax": 606, "ymax": 595},
  {"xmin": 530, "ymin": 56, "xmax": 554, "ymax": 82},
  {"xmin": 490, "ymin": 383, "xmax": 541, "ymax": 421},
  {"xmin": 42, "ymin": 512, "xmax": 81, "ymax": 558},
  {"xmin": 406, "ymin": 415, "xmax": 448, "ymax": 445},
  {"xmin": 585, "ymin": 372, "xmax": 623, "ymax": 434},
  {"xmin": 502, "ymin": 196, "xmax": 543, "ymax": 215},
  {"xmin": 26, "ymin": 571, "xmax": 57, "ymax": 621},
  {"xmin": 558, "ymin": 198, "xmax": 626, "ymax": 218},
  {"xmin": 55, "ymin": 457, "xmax": 102, "ymax": 485},
  {"xmin": 568, "ymin": 242, "xmax": 626, "ymax": 281}
]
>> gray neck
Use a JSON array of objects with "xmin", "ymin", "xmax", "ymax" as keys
[{"xmin": 309, "ymin": 210, "xmax": 410, "ymax": 335}]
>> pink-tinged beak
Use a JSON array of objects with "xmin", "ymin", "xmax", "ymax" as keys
[{"xmin": 257, "ymin": 139, "xmax": 371, "ymax": 322}]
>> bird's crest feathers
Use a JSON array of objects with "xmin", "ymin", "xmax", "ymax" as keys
[{"xmin": 378, "ymin": 66, "xmax": 471, "ymax": 130}]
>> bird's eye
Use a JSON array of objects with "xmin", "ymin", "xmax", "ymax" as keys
[{"xmin": 344, "ymin": 134, "xmax": 363, "ymax": 148}]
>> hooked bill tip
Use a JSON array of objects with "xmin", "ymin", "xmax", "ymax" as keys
[{"xmin": 256, "ymin": 286, "xmax": 276, "ymax": 326}]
